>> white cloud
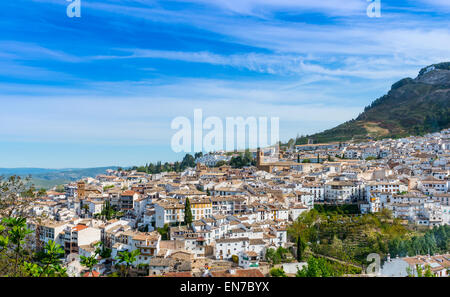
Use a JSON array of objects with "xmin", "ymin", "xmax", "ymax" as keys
[
  {"xmin": 0, "ymin": 75, "xmax": 367, "ymax": 146},
  {"xmin": 69, "ymin": 1, "xmax": 450, "ymax": 82},
  {"xmin": 0, "ymin": 61, "xmax": 74, "ymax": 80},
  {"xmin": 419, "ymin": 0, "xmax": 450, "ymax": 10},
  {"xmin": 176, "ymin": 0, "xmax": 366, "ymax": 16},
  {"xmin": 0, "ymin": 41, "xmax": 82, "ymax": 62},
  {"xmin": 92, "ymin": 48, "xmax": 426, "ymax": 79}
]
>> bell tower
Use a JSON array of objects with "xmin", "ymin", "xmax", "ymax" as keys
[
  {"xmin": 77, "ymin": 181, "xmax": 86, "ymax": 200},
  {"xmin": 256, "ymin": 148, "xmax": 264, "ymax": 166}
]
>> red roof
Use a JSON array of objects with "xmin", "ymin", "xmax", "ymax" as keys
[
  {"xmin": 83, "ymin": 270, "xmax": 100, "ymax": 277},
  {"xmin": 72, "ymin": 225, "xmax": 89, "ymax": 232}
]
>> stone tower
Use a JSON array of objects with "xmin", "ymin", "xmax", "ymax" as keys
[
  {"xmin": 256, "ymin": 148, "xmax": 264, "ymax": 166},
  {"xmin": 77, "ymin": 181, "xmax": 86, "ymax": 200}
]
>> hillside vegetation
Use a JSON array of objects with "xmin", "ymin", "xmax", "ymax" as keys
[
  {"xmin": 288, "ymin": 208, "xmax": 446, "ymax": 268},
  {"xmin": 296, "ymin": 62, "xmax": 450, "ymax": 144}
]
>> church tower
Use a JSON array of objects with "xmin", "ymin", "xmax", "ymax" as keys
[
  {"xmin": 77, "ymin": 181, "xmax": 86, "ymax": 200},
  {"xmin": 256, "ymin": 148, "xmax": 264, "ymax": 166}
]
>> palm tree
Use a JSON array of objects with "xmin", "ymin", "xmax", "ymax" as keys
[
  {"xmin": 80, "ymin": 254, "xmax": 98, "ymax": 275},
  {"xmin": 2, "ymin": 217, "xmax": 33, "ymax": 276},
  {"xmin": 94, "ymin": 241, "xmax": 111, "ymax": 259},
  {"xmin": 115, "ymin": 250, "xmax": 140, "ymax": 277},
  {"xmin": 24, "ymin": 240, "xmax": 67, "ymax": 277}
]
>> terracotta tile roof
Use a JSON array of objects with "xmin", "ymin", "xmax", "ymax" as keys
[
  {"xmin": 83, "ymin": 270, "xmax": 100, "ymax": 277},
  {"xmin": 73, "ymin": 225, "xmax": 89, "ymax": 232}
]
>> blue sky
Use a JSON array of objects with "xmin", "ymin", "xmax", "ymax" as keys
[{"xmin": 0, "ymin": 0, "xmax": 449, "ymax": 168}]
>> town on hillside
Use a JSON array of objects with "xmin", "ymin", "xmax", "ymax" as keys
[{"xmin": 4, "ymin": 128, "xmax": 450, "ymax": 277}]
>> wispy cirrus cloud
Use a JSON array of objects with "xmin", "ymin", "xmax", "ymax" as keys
[
  {"xmin": 175, "ymin": 0, "xmax": 367, "ymax": 16},
  {"xmin": 418, "ymin": 0, "xmax": 450, "ymax": 10},
  {"xmin": 0, "ymin": 41, "xmax": 82, "ymax": 62},
  {"xmin": 60, "ymin": 0, "xmax": 450, "ymax": 81},
  {"xmin": 91, "ymin": 48, "xmax": 423, "ymax": 79}
]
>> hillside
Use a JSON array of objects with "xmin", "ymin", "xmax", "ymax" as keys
[{"xmin": 296, "ymin": 62, "xmax": 450, "ymax": 144}]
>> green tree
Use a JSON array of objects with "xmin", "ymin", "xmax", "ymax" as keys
[
  {"xmin": 101, "ymin": 200, "xmax": 117, "ymax": 221},
  {"xmin": 94, "ymin": 241, "xmax": 111, "ymax": 259},
  {"xmin": 296, "ymin": 257, "xmax": 339, "ymax": 277},
  {"xmin": 288, "ymin": 210, "xmax": 321, "ymax": 254},
  {"xmin": 184, "ymin": 198, "xmax": 193, "ymax": 226},
  {"xmin": 276, "ymin": 246, "xmax": 289, "ymax": 262},
  {"xmin": 23, "ymin": 240, "xmax": 67, "ymax": 277},
  {"xmin": 269, "ymin": 267, "xmax": 287, "ymax": 277},
  {"xmin": 37, "ymin": 188, "xmax": 47, "ymax": 197},
  {"xmin": 55, "ymin": 185, "xmax": 65, "ymax": 193},
  {"xmin": 0, "ymin": 177, "xmax": 68, "ymax": 277},
  {"xmin": 287, "ymin": 138, "xmax": 295, "ymax": 149},
  {"xmin": 416, "ymin": 264, "xmax": 423, "ymax": 277},
  {"xmin": 82, "ymin": 204, "xmax": 89, "ymax": 216},
  {"xmin": 80, "ymin": 255, "xmax": 98, "ymax": 274},
  {"xmin": 243, "ymin": 149, "xmax": 253, "ymax": 165},
  {"xmin": 181, "ymin": 154, "xmax": 196, "ymax": 169},
  {"xmin": 265, "ymin": 248, "xmax": 281, "ymax": 264},
  {"xmin": 296, "ymin": 236, "xmax": 307, "ymax": 261},
  {"xmin": 103, "ymin": 185, "xmax": 115, "ymax": 191},
  {"xmin": 157, "ymin": 224, "xmax": 170, "ymax": 240},
  {"xmin": 1, "ymin": 175, "xmax": 36, "ymax": 218},
  {"xmin": 115, "ymin": 249, "xmax": 140, "ymax": 277},
  {"xmin": 2, "ymin": 217, "xmax": 34, "ymax": 276},
  {"xmin": 406, "ymin": 266, "xmax": 414, "ymax": 277},
  {"xmin": 424, "ymin": 265, "xmax": 434, "ymax": 277},
  {"xmin": 215, "ymin": 160, "xmax": 228, "ymax": 167}
]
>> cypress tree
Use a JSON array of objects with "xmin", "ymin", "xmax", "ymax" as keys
[
  {"xmin": 297, "ymin": 237, "xmax": 306, "ymax": 261},
  {"xmin": 184, "ymin": 198, "xmax": 193, "ymax": 226}
]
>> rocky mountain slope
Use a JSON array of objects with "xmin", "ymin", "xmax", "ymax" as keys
[{"xmin": 296, "ymin": 62, "xmax": 450, "ymax": 144}]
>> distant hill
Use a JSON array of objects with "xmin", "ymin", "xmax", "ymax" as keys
[
  {"xmin": 296, "ymin": 62, "xmax": 450, "ymax": 144},
  {"xmin": 27, "ymin": 178, "xmax": 73, "ymax": 190},
  {"xmin": 0, "ymin": 167, "xmax": 119, "ymax": 189}
]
